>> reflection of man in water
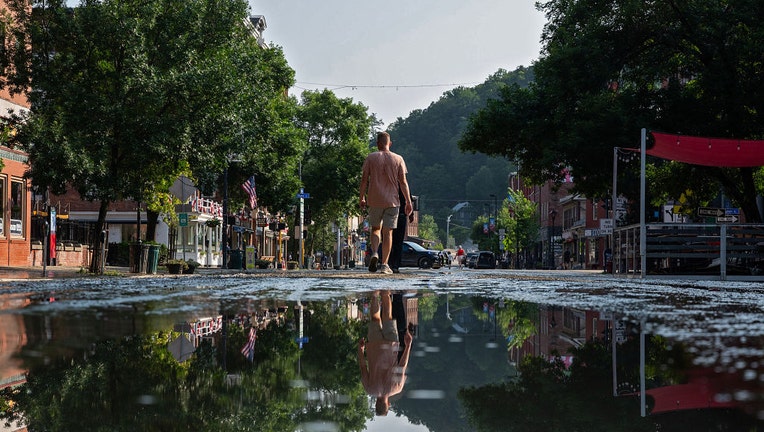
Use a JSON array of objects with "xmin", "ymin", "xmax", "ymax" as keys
[{"xmin": 358, "ymin": 290, "xmax": 413, "ymax": 415}]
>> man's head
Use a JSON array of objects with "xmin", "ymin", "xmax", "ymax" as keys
[
  {"xmin": 376, "ymin": 131, "xmax": 391, "ymax": 149},
  {"xmin": 375, "ymin": 396, "xmax": 390, "ymax": 416}
]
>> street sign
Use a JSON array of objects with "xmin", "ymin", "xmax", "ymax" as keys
[
  {"xmin": 716, "ymin": 215, "xmax": 739, "ymax": 223},
  {"xmin": 725, "ymin": 208, "xmax": 740, "ymax": 215},
  {"xmin": 297, "ymin": 192, "xmax": 310, "ymax": 199},
  {"xmin": 697, "ymin": 207, "xmax": 724, "ymax": 217},
  {"xmin": 585, "ymin": 229, "xmax": 605, "ymax": 237},
  {"xmin": 179, "ymin": 213, "xmax": 188, "ymax": 227}
]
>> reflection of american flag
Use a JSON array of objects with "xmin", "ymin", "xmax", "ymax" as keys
[
  {"xmin": 240, "ymin": 327, "xmax": 257, "ymax": 362},
  {"xmin": 241, "ymin": 176, "xmax": 258, "ymax": 209}
]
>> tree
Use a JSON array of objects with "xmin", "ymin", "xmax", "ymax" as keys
[
  {"xmin": 460, "ymin": 0, "xmax": 764, "ymax": 222},
  {"xmin": 2, "ymin": 0, "xmax": 300, "ymax": 272},
  {"xmin": 417, "ymin": 214, "xmax": 440, "ymax": 247},
  {"xmin": 506, "ymin": 189, "xmax": 539, "ymax": 267},
  {"xmin": 295, "ymin": 89, "xmax": 379, "ymax": 256}
]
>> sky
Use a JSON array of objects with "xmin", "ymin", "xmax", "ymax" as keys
[{"xmin": 250, "ymin": 1, "xmax": 547, "ymax": 128}]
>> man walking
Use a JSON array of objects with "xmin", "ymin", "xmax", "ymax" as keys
[{"xmin": 359, "ymin": 131, "xmax": 413, "ymax": 275}]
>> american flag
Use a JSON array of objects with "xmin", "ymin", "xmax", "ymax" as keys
[
  {"xmin": 241, "ymin": 176, "xmax": 258, "ymax": 209},
  {"xmin": 240, "ymin": 327, "xmax": 257, "ymax": 362}
]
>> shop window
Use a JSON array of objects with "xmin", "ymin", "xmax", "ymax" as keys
[{"xmin": 10, "ymin": 179, "xmax": 24, "ymax": 237}]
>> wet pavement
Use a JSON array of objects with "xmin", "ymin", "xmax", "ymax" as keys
[{"xmin": 1, "ymin": 267, "xmax": 763, "ymax": 431}]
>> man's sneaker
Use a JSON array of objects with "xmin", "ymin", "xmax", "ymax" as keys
[
  {"xmin": 379, "ymin": 264, "xmax": 393, "ymax": 275},
  {"xmin": 368, "ymin": 254, "xmax": 378, "ymax": 272}
]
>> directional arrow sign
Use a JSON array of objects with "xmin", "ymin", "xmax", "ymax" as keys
[
  {"xmin": 716, "ymin": 215, "xmax": 739, "ymax": 223},
  {"xmin": 697, "ymin": 207, "xmax": 725, "ymax": 217}
]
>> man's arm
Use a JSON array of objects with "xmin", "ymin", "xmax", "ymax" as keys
[
  {"xmin": 359, "ymin": 159, "xmax": 369, "ymax": 208},
  {"xmin": 358, "ymin": 338, "xmax": 369, "ymax": 382},
  {"xmin": 398, "ymin": 329, "xmax": 413, "ymax": 369},
  {"xmin": 399, "ymin": 177, "xmax": 413, "ymax": 216}
]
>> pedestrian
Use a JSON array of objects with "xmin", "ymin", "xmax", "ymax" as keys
[
  {"xmin": 455, "ymin": 245, "xmax": 465, "ymax": 269},
  {"xmin": 358, "ymin": 290, "xmax": 413, "ymax": 416},
  {"xmin": 389, "ymin": 188, "xmax": 414, "ymax": 274},
  {"xmin": 359, "ymin": 131, "xmax": 413, "ymax": 275}
]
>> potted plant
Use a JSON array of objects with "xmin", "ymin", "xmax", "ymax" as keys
[
  {"xmin": 184, "ymin": 259, "xmax": 201, "ymax": 274},
  {"xmin": 255, "ymin": 259, "xmax": 272, "ymax": 269},
  {"xmin": 286, "ymin": 261, "xmax": 299, "ymax": 270},
  {"xmin": 166, "ymin": 259, "xmax": 188, "ymax": 274}
]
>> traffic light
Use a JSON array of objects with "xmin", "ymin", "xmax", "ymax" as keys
[{"xmin": 304, "ymin": 207, "xmax": 312, "ymax": 224}]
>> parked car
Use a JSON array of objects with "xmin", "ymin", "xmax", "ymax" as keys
[
  {"xmin": 364, "ymin": 241, "xmax": 440, "ymax": 269},
  {"xmin": 465, "ymin": 252, "xmax": 479, "ymax": 268},
  {"xmin": 474, "ymin": 251, "xmax": 496, "ymax": 269},
  {"xmin": 401, "ymin": 241, "xmax": 440, "ymax": 269}
]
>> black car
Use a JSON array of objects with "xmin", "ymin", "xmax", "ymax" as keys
[
  {"xmin": 474, "ymin": 251, "xmax": 496, "ymax": 269},
  {"xmin": 465, "ymin": 252, "xmax": 479, "ymax": 268},
  {"xmin": 401, "ymin": 241, "xmax": 440, "ymax": 269}
]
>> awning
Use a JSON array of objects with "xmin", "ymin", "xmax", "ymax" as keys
[{"xmin": 647, "ymin": 131, "xmax": 764, "ymax": 167}]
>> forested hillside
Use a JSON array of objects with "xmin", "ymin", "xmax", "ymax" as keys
[{"xmin": 387, "ymin": 66, "xmax": 533, "ymax": 238}]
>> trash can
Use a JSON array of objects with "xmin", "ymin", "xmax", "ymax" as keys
[
  {"xmin": 129, "ymin": 242, "xmax": 148, "ymax": 274},
  {"xmin": 146, "ymin": 245, "xmax": 160, "ymax": 274},
  {"xmin": 228, "ymin": 249, "xmax": 243, "ymax": 270}
]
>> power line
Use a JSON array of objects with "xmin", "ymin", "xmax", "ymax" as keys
[{"xmin": 294, "ymin": 81, "xmax": 482, "ymax": 90}]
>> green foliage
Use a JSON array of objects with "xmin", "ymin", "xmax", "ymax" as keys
[
  {"xmin": 416, "ymin": 214, "xmax": 440, "ymax": 247},
  {"xmin": 1, "ymin": 0, "xmax": 302, "ymax": 272},
  {"xmin": 296, "ymin": 89, "xmax": 378, "ymax": 231},
  {"xmin": 507, "ymin": 189, "xmax": 539, "ymax": 254},
  {"xmin": 460, "ymin": 0, "xmax": 764, "ymax": 222},
  {"xmin": 387, "ymin": 68, "xmax": 531, "ymax": 234}
]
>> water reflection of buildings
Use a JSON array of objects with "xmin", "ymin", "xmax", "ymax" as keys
[
  {"xmin": 509, "ymin": 305, "xmax": 610, "ymax": 368},
  {"xmin": 0, "ymin": 299, "xmax": 30, "ymax": 389}
]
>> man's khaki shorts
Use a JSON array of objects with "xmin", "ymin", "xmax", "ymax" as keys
[
  {"xmin": 368, "ymin": 319, "xmax": 399, "ymax": 343},
  {"xmin": 368, "ymin": 207, "xmax": 399, "ymax": 229}
]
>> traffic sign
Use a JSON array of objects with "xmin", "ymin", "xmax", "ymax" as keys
[
  {"xmin": 179, "ymin": 213, "xmax": 188, "ymax": 227},
  {"xmin": 716, "ymin": 215, "xmax": 739, "ymax": 223},
  {"xmin": 697, "ymin": 207, "xmax": 724, "ymax": 217}
]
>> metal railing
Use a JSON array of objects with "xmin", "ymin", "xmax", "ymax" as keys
[{"xmin": 612, "ymin": 223, "xmax": 764, "ymax": 280}]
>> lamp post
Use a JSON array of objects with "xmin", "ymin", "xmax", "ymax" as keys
[
  {"xmin": 549, "ymin": 209, "xmax": 557, "ymax": 269},
  {"xmin": 489, "ymin": 194, "xmax": 498, "ymax": 255},
  {"xmin": 446, "ymin": 214, "xmax": 452, "ymax": 249}
]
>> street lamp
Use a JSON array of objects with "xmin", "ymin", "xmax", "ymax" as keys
[
  {"xmin": 549, "ymin": 209, "xmax": 557, "ymax": 269},
  {"xmin": 489, "ymin": 194, "xmax": 498, "ymax": 255},
  {"xmin": 446, "ymin": 214, "xmax": 452, "ymax": 249}
]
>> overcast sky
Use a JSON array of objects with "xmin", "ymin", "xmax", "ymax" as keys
[{"xmin": 250, "ymin": 1, "xmax": 547, "ymax": 128}]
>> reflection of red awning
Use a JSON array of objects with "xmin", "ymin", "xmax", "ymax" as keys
[
  {"xmin": 647, "ymin": 382, "xmax": 736, "ymax": 414},
  {"xmin": 646, "ymin": 132, "xmax": 764, "ymax": 167}
]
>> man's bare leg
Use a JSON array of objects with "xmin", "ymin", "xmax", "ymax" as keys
[
  {"xmin": 380, "ymin": 290, "xmax": 392, "ymax": 322},
  {"xmin": 369, "ymin": 226, "xmax": 381, "ymax": 272},
  {"xmin": 380, "ymin": 226, "xmax": 393, "ymax": 265},
  {"xmin": 370, "ymin": 290, "xmax": 381, "ymax": 322}
]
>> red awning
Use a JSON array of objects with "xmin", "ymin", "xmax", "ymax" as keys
[{"xmin": 647, "ymin": 132, "xmax": 764, "ymax": 167}]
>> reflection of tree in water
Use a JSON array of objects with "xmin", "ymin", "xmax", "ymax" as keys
[
  {"xmin": 458, "ymin": 336, "xmax": 761, "ymax": 432},
  {"xmin": 459, "ymin": 340, "xmax": 651, "ymax": 432},
  {"xmin": 0, "ymin": 305, "xmax": 369, "ymax": 432}
]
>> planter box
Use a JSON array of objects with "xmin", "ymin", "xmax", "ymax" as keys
[{"xmin": 167, "ymin": 263, "xmax": 184, "ymax": 274}]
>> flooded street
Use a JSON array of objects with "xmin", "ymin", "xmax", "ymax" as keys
[{"xmin": 1, "ymin": 269, "xmax": 763, "ymax": 431}]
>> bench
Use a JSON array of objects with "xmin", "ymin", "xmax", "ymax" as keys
[{"xmin": 258, "ymin": 256, "xmax": 275, "ymax": 269}]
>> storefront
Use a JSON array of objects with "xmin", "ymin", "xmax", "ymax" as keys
[{"xmin": 0, "ymin": 146, "xmax": 31, "ymax": 266}]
